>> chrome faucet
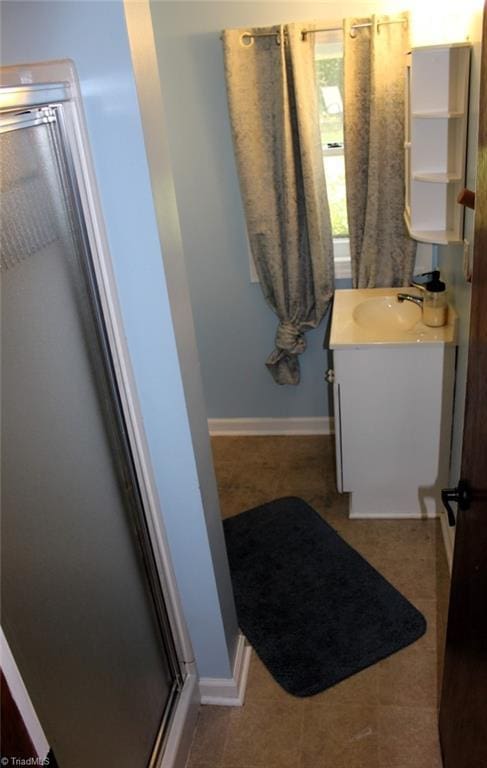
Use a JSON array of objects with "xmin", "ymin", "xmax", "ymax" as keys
[
  {"xmin": 397, "ymin": 293, "xmax": 424, "ymax": 307},
  {"xmin": 409, "ymin": 278, "xmax": 427, "ymax": 292}
]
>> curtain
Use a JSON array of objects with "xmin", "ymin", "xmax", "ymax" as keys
[
  {"xmin": 344, "ymin": 14, "xmax": 416, "ymax": 288},
  {"xmin": 222, "ymin": 24, "xmax": 334, "ymax": 385}
]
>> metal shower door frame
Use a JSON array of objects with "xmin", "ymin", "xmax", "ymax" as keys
[{"xmin": 0, "ymin": 62, "xmax": 197, "ymax": 767}]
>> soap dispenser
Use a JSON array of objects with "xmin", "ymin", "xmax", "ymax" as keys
[{"xmin": 422, "ymin": 270, "xmax": 448, "ymax": 327}]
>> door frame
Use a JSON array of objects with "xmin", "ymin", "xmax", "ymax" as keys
[{"xmin": 0, "ymin": 60, "xmax": 199, "ymax": 768}]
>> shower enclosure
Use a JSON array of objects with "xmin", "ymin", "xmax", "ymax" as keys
[{"xmin": 1, "ymin": 77, "xmax": 186, "ymax": 767}]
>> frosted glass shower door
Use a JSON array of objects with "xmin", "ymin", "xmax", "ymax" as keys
[{"xmin": 1, "ymin": 108, "xmax": 180, "ymax": 767}]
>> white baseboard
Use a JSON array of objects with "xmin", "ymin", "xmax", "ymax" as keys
[
  {"xmin": 208, "ymin": 417, "xmax": 333, "ymax": 436},
  {"xmin": 161, "ymin": 672, "xmax": 200, "ymax": 768},
  {"xmin": 199, "ymin": 634, "xmax": 251, "ymax": 706}
]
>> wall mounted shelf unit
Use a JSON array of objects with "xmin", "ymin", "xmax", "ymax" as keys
[{"xmin": 404, "ymin": 43, "xmax": 471, "ymax": 245}]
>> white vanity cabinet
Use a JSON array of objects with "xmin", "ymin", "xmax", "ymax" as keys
[
  {"xmin": 404, "ymin": 43, "xmax": 471, "ymax": 245},
  {"xmin": 330, "ymin": 289, "xmax": 457, "ymax": 519}
]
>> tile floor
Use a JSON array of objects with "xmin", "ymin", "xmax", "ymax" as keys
[{"xmin": 186, "ymin": 436, "xmax": 450, "ymax": 768}]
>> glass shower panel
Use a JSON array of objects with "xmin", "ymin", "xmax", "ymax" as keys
[{"xmin": 1, "ymin": 115, "xmax": 177, "ymax": 768}]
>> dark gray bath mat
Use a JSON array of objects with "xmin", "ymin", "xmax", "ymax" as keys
[{"xmin": 223, "ymin": 497, "xmax": 426, "ymax": 697}]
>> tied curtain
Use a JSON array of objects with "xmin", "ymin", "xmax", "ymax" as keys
[
  {"xmin": 222, "ymin": 24, "xmax": 334, "ymax": 385},
  {"xmin": 344, "ymin": 14, "xmax": 416, "ymax": 287}
]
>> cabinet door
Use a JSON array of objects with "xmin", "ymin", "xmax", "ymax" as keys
[{"xmin": 334, "ymin": 346, "xmax": 452, "ymax": 508}]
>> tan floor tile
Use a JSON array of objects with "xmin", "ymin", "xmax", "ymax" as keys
[
  {"xmin": 275, "ymin": 460, "xmax": 333, "ymax": 498},
  {"xmin": 209, "ymin": 436, "xmax": 447, "ymax": 768},
  {"xmin": 436, "ymin": 541, "xmax": 451, "ymax": 582},
  {"xmin": 186, "ymin": 705, "xmax": 232, "ymax": 767},
  {"xmin": 409, "ymin": 598, "xmax": 438, "ymax": 650},
  {"xmin": 437, "ymin": 584, "xmax": 450, "ymax": 633},
  {"xmin": 218, "ymin": 493, "xmax": 280, "ymax": 521},
  {"xmin": 212, "ymin": 436, "xmax": 295, "ymax": 470},
  {"xmin": 277, "ymin": 452, "xmax": 332, "ymax": 481},
  {"xmin": 411, "ymin": 596, "xmax": 447, "ymax": 695},
  {"xmin": 273, "ymin": 435, "xmax": 332, "ymax": 465},
  {"xmin": 213, "ymin": 459, "xmax": 239, "ymax": 488},
  {"xmin": 274, "ymin": 484, "xmax": 333, "ymax": 508},
  {"xmin": 217, "ymin": 470, "xmax": 282, "ymax": 520},
  {"xmin": 436, "ymin": 549, "xmax": 451, "ymax": 630},
  {"xmin": 376, "ymin": 644, "xmax": 439, "ymax": 708},
  {"xmin": 309, "ymin": 491, "xmax": 351, "ymax": 522},
  {"xmin": 210, "ymin": 436, "xmax": 248, "ymax": 466},
  {"xmin": 344, "ymin": 519, "xmax": 439, "ymax": 562},
  {"xmin": 217, "ymin": 492, "xmax": 244, "ymax": 520},
  {"xmin": 436, "ymin": 630, "xmax": 447, "ymax": 700},
  {"xmin": 305, "ymin": 663, "xmax": 379, "ymax": 707},
  {"xmin": 378, "ymin": 705, "xmax": 442, "ymax": 768},
  {"xmin": 186, "ymin": 760, "xmax": 218, "ymax": 768},
  {"xmin": 302, "ymin": 703, "xmax": 379, "ymax": 768},
  {"xmin": 244, "ymin": 651, "xmax": 299, "ymax": 704},
  {"xmin": 231, "ymin": 467, "xmax": 281, "ymax": 496},
  {"xmin": 326, "ymin": 518, "xmax": 373, "ymax": 551},
  {"xmin": 365, "ymin": 555, "xmax": 438, "ymax": 601},
  {"xmin": 222, "ymin": 699, "xmax": 304, "ymax": 768}
]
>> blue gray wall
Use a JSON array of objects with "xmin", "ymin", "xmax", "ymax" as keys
[
  {"xmin": 150, "ymin": 1, "xmax": 374, "ymax": 420},
  {"xmin": 1, "ymin": 0, "xmax": 238, "ymax": 680},
  {"xmin": 151, "ymin": 0, "xmax": 481, "ymax": 443}
]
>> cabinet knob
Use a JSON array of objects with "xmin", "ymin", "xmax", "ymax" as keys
[{"xmin": 325, "ymin": 369, "xmax": 335, "ymax": 384}]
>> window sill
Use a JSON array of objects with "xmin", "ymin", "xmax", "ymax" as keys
[
  {"xmin": 248, "ymin": 238, "xmax": 352, "ymax": 282},
  {"xmin": 333, "ymin": 238, "xmax": 352, "ymax": 280}
]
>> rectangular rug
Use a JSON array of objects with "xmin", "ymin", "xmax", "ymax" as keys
[{"xmin": 223, "ymin": 497, "xmax": 426, "ymax": 697}]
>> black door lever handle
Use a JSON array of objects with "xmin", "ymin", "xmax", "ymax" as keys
[{"xmin": 441, "ymin": 479, "xmax": 472, "ymax": 527}]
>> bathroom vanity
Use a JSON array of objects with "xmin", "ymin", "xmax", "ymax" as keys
[{"xmin": 330, "ymin": 288, "xmax": 457, "ymax": 519}]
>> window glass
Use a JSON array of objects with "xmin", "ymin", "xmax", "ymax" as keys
[{"xmin": 315, "ymin": 34, "xmax": 349, "ymax": 241}]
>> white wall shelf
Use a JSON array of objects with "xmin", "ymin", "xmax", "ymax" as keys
[
  {"xmin": 403, "ymin": 212, "xmax": 463, "ymax": 245},
  {"xmin": 411, "ymin": 110, "xmax": 464, "ymax": 118},
  {"xmin": 405, "ymin": 43, "xmax": 471, "ymax": 245},
  {"xmin": 412, "ymin": 172, "xmax": 462, "ymax": 183}
]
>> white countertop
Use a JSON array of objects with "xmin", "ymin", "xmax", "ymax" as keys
[{"xmin": 330, "ymin": 287, "xmax": 458, "ymax": 349}]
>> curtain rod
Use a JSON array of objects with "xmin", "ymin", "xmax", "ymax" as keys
[
  {"xmin": 226, "ymin": 16, "xmax": 408, "ymax": 46},
  {"xmin": 302, "ymin": 17, "xmax": 408, "ymax": 40}
]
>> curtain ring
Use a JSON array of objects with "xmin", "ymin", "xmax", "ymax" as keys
[
  {"xmin": 276, "ymin": 32, "xmax": 281, "ymax": 46},
  {"xmin": 349, "ymin": 26, "xmax": 358, "ymax": 38},
  {"xmin": 240, "ymin": 32, "xmax": 254, "ymax": 47}
]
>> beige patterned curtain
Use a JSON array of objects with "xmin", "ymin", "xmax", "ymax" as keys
[
  {"xmin": 344, "ymin": 14, "xmax": 416, "ymax": 288},
  {"xmin": 222, "ymin": 24, "xmax": 334, "ymax": 385}
]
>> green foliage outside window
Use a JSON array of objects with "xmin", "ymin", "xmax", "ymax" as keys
[{"xmin": 316, "ymin": 56, "xmax": 348, "ymax": 236}]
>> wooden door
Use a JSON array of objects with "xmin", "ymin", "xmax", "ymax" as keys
[{"xmin": 439, "ymin": 6, "xmax": 487, "ymax": 766}]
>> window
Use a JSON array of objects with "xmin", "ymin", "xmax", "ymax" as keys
[
  {"xmin": 315, "ymin": 31, "xmax": 351, "ymax": 279},
  {"xmin": 248, "ymin": 30, "xmax": 352, "ymax": 283}
]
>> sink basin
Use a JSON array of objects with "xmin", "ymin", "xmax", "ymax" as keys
[
  {"xmin": 353, "ymin": 295, "xmax": 421, "ymax": 332},
  {"xmin": 330, "ymin": 287, "xmax": 457, "ymax": 348}
]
